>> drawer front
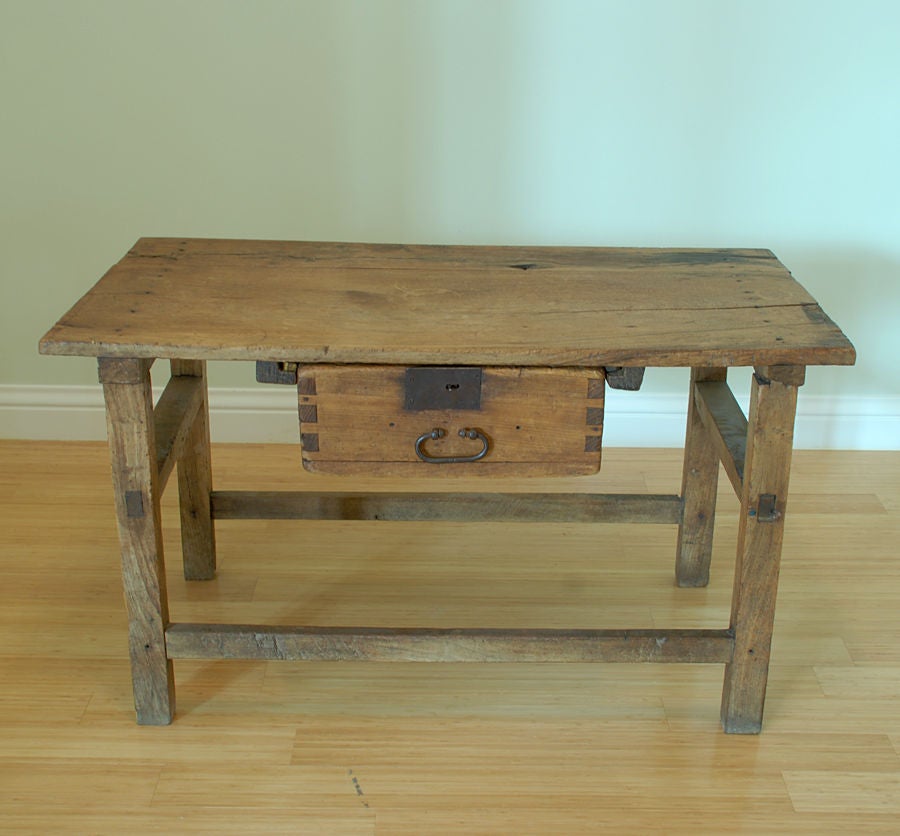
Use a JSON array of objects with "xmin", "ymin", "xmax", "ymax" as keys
[{"xmin": 297, "ymin": 365, "xmax": 604, "ymax": 477}]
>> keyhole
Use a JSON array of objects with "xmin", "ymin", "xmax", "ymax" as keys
[{"xmin": 445, "ymin": 383, "xmax": 460, "ymax": 391}]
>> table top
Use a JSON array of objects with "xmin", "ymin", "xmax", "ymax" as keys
[{"xmin": 40, "ymin": 238, "xmax": 855, "ymax": 368}]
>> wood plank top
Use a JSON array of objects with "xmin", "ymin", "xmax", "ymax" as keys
[{"xmin": 39, "ymin": 238, "xmax": 856, "ymax": 367}]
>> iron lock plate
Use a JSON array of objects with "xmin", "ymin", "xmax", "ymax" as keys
[{"xmin": 404, "ymin": 367, "xmax": 483, "ymax": 411}]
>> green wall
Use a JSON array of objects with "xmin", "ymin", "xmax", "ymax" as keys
[{"xmin": 2, "ymin": 0, "xmax": 897, "ymax": 396}]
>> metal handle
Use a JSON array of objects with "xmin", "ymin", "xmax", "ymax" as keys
[{"xmin": 414, "ymin": 427, "xmax": 490, "ymax": 464}]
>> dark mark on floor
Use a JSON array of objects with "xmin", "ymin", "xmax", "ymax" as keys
[{"xmin": 348, "ymin": 768, "xmax": 370, "ymax": 808}]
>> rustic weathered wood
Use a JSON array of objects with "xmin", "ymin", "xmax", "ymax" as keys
[
  {"xmin": 5, "ymin": 441, "xmax": 900, "ymax": 830},
  {"xmin": 694, "ymin": 379, "xmax": 749, "ymax": 498},
  {"xmin": 755, "ymin": 364, "xmax": 807, "ymax": 386},
  {"xmin": 100, "ymin": 358, "xmax": 174, "ymax": 725},
  {"xmin": 97, "ymin": 356, "xmax": 153, "ymax": 384},
  {"xmin": 164, "ymin": 624, "xmax": 735, "ymax": 664},
  {"xmin": 210, "ymin": 491, "xmax": 683, "ymax": 524},
  {"xmin": 170, "ymin": 360, "xmax": 216, "ymax": 581},
  {"xmin": 298, "ymin": 365, "xmax": 604, "ymax": 477},
  {"xmin": 41, "ymin": 241, "xmax": 856, "ymax": 734},
  {"xmin": 721, "ymin": 372, "xmax": 799, "ymax": 733},
  {"xmin": 676, "ymin": 368, "xmax": 727, "ymax": 587},
  {"xmin": 153, "ymin": 372, "xmax": 203, "ymax": 491},
  {"xmin": 122, "ymin": 237, "xmax": 783, "ymax": 265},
  {"xmin": 40, "ymin": 239, "xmax": 856, "ymax": 368}
]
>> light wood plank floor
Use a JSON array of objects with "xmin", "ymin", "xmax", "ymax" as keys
[{"xmin": 1, "ymin": 440, "xmax": 898, "ymax": 833}]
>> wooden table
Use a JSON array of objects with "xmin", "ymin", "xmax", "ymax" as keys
[{"xmin": 40, "ymin": 239, "xmax": 855, "ymax": 733}]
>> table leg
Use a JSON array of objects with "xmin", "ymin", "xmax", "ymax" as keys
[
  {"xmin": 171, "ymin": 360, "xmax": 216, "ymax": 580},
  {"xmin": 676, "ymin": 367, "xmax": 727, "ymax": 587},
  {"xmin": 720, "ymin": 367, "xmax": 801, "ymax": 733},
  {"xmin": 100, "ymin": 358, "xmax": 175, "ymax": 724}
]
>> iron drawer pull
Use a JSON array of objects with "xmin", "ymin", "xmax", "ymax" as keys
[{"xmin": 414, "ymin": 428, "xmax": 490, "ymax": 464}]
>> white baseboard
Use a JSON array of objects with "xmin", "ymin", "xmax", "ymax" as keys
[{"xmin": 0, "ymin": 384, "xmax": 897, "ymax": 450}]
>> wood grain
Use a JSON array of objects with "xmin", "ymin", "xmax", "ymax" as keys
[
  {"xmin": 39, "ymin": 239, "xmax": 856, "ymax": 367},
  {"xmin": 2, "ymin": 441, "xmax": 899, "ymax": 832},
  {"xmin": 209, "ymin": 490, "xmax": 682, "ymax": 524},
  {"xmin": 676, "ymin": 367, "xmax": 726, "ymax": 587},
  {"xmin": 99, "ymin": 359, "xmax": 175, "ymax": 724},
  {"xmin": 694, "ymin": 378, "xmax": 749, "ymax": 498},
  {"xmin": 171, "ymin": 359, "xmax": 216, "ymax": 581},
  {"xmin": 153, "ymin": 371, "xmax": 203, "ymax": 491},
  {"xmin": 298, "ymin": 365, "xmax": 603, "ymax": 477},
  {"xmin": 164, "ymin": 624, "xmax": 734, "ymax": 663},
  {"xmin": 721, "ymin": 373, "xmax": 799, "ymax": 733}
]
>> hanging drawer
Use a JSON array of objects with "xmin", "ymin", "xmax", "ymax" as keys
[{"xmin": 296, "ymin": 365, "xmax": 604, "ymax": 477}]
